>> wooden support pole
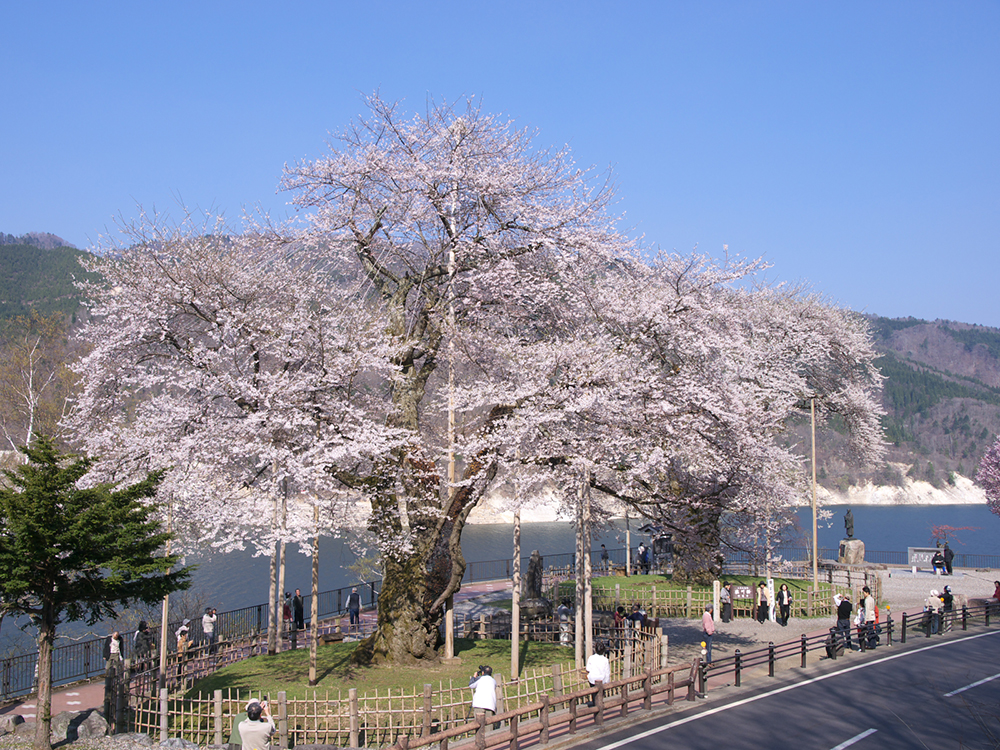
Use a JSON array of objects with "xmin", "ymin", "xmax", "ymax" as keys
[
  {"xmin": 214, "ymin": 690, "xmax": 223, "ymax": 746},
  {"xmin": 349, "ymin": 688, "xmax": 359, "ymax": 748}
]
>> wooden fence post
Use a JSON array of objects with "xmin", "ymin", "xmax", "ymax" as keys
[
  {"xmin": 686, "ymin": 586, "xmax": 693, "ymax": 618},
  {"xmin": 349, "ymin": 688, "xmax": 359, "ymax": 748},
  {"xmin": 277, "ymin": 691, "xmax": 288, "ymax": 750},
  {"xmin": 422, "ymin": 684, "xmax": 432, "ymax": 738},
  {"xmin": 495, "ymin": 673, "xmax": 505, "ymax": 718},
  {"xmin": 540, "ymin": 693, "xmax": 550, "ymax": 744},
  {"xmin": 475, "ymin": 713, "xmax": 486, "ymax": 749},
  {"xmin": 159, "ymin": 687, "xmax": 169, "ymax": 742},
  {"xmin": 551, "ymin": 664, "xmax": 563, "ymax": 696},
  {"xmin": 807, "ymin": 587, "xmax": 814, "ymax": 618},
  {"xmin": 660, "ymin": 634, "xmax": 669, "ymax": 668},
  {"xmin": 214, "ymin": 689, "xmax": 223, "ymax": 746},
  {"xmin": 624, "ymin": 631, "xmax": 633, "ymax": 678},
  {"xmin": 620, "ymin": 675, "xmax": 629, "ymax": 718},
  {"xmin": 615, "ymin": 582, "xmax": 620, "ymax": 608}
]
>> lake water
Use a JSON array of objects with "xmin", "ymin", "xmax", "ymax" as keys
[{"xmin": 185, "ymin": 504, "xmax": 1000, "ymax": 611}]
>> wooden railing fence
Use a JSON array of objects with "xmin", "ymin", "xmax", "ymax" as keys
[{"xmin": 127, "ymin": 625, "xmax": 667, "ymax": 747}]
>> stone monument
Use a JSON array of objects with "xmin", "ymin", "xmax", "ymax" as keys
[
  {"xmin": 838, "ymin": 508, "xmax": 865, "ymax": 564},
  {"xmin": 520, "ymin": 549, "xmax": 552, "ymax": 619}
]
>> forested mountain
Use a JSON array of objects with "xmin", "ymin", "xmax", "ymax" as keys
[
  {"xmin": 798, "ymin": 316, "xmax": 1000, "ymax": 494},
  {"xmin": 0, "ymin": 240, "xmax": 95, "ymax": 320}
]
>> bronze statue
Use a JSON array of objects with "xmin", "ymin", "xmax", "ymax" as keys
[{"xmin": 844, "ymin": 509, "xmax": 854, "ymax": 539}]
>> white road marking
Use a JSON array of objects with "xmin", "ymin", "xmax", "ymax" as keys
[
  {"xmin": 66, "ymin": 701, "xmax": 82, "ymax": 705},
  {"xmin": 65, "ymin": 691, "xmax": 80, "ymax": 696},
  {"xmin": 830, "ymin": 728, "xmax": 877, "ymax": 749},
  {"xmin": 593, "ymin": 629, "xmax": 1000, "ymax": 750},
  {"xmin": 943, "ymin": 671, "xmax": 1000, "ymax": 697}
]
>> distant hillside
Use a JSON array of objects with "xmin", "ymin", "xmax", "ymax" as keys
[
  {"xmin": 795, "ymin": 316, "xmax": 1000, "ymax": 499},
  {"xmin": 0, "ymin": 232, "xmax": 76, "ymax": 250},
  {"xmin": 0, "ymin": 241, "xmax": 96, "ymax": 320}
]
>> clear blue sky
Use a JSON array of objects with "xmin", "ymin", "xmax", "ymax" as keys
[{"xmin": 2, "ymin": 2, "xmax": 998, "ymax": 325}]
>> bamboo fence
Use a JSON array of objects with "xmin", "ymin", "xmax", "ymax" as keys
[{"xmin": 127, "ymin": 625, "xmax": 666, "ymax": 747}]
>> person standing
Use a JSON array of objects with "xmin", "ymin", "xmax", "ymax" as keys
[
  {"xmin": 777, "ymin": 584, "xmax": 792, "ymax": 627},
  {"xmin": 346, "ymin": 587, "xmax": 362, "ymax": 630},
  {"xmin": 202, "ymin": 607, "xmax": 217, "ymax": 654},
  {"xmin": 941, "ymin": 585, "xmax": 954, "ymax": 632},
  {"xmin": 282, "ymin": 592, "xmax": 292, "ymax": 631},
  {"xmin": 133, "ymin": 621, "xmax": 154, "ymax": 666},
  {"xmin": 861, "ymin": 586, "xmax": 876, "ymax": 647},
  {"xmin": 835, "ymin": 594, "xmax": 855, "ymax": 651},
  {"xmin": 943, "ymin": 544, "xmax": 955, "ymax": 576},
  {"xmin": 104, "ymin": 631, "xmax": 123, "ymax": 674},
  {"xmin": 924, "ymin": 589, "xmax": 941, "ymax": 635},
  {"xmin": 600, "ymin": 545, "xmax": 610, "ymax": 573},
  {"xmin": 468, "ymin": 665, "xmax": 497, "ymax": 725},
  {"xmin": 701, "ymin": 605, "xmax": 715, "ymax": 664},
  {"xmin": 719, "ymin": 582, "xmax": 732, "ymax": 623},
  {"xmin": 931, "ymin": 549, "xmax": 945, "ymax": 575},
  {"xmin": 582, "ymin": 641, "xmax": 611, "ymax": 706},
  {"xmin": 755, "ymin": 581, "xmax": 769, "ymax": 623},
  {"xmin": 293, "ymin": 589, "xmax": 305, "ymax": 630},
  {"xmin": 175, "ymin": 619, "xmax": 192, "ymax": 681},
  {"xmin": 239, "ymin": 700, "xmax": 275, "ymax": 750}
]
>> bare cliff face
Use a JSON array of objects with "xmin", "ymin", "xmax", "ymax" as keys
[{"xmin": 808, "ymin": 471, "xmax": 987, "ymax": 507}]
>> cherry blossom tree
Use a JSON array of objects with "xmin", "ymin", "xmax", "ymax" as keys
[
  {"xmin": 68, "ymin": 214, "xmax": 399, "ymax": 653},
  {"xmin": 976, "ymin": 437, "xmax": 1000, "ymax": 517},
  {"xmin": 280, "ymin": 95, "xmax": 632, "ymax": 664},
  {"xmin": 470, "ymin": 252, "xmax": 886, "ymax": 583},
  {"xmin": 71, "ymin": 94, "xmax": 887, "ymax": 666}
]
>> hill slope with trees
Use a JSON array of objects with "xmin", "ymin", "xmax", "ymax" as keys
[{"xmin": 0, "ymin": 238, "xmax": 95, "ymax": 320}]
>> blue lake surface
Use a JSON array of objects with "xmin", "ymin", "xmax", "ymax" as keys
[{"xmin": 185, "ymin": 505, "xmax": 999, "ymax": 612}]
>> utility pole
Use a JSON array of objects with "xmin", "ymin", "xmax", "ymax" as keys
[{"xmin": 811, "ymin": 397, "xmax": 818, "ymax": 591}]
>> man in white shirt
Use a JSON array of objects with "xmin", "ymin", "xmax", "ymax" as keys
[
  {"xmin": 468, "ymin": 665, "xmax": 497, "ymax": 725},
  {"xmin": 239, "ymin": 700, "xmax": 275, "ymax": 750},
  {"xmin": 202, "ymin": 607, "xmax": 217, "ymax": 654},
  {"xmin": 582, "ymin": 641, "xmax": 611, "ymax": 706}
]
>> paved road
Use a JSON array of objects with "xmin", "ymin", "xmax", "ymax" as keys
[{"xmin": 571, "ymin": 630, "xmax": 1000, "ymax": 750}]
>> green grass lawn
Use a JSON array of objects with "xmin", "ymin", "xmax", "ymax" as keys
[{"xmin": 190, "ymin": 638, "xmax": 577, "ymax": 699}]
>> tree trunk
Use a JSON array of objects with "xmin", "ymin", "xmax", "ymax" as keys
[
  {"xmin": 310, "ymin": 507, "xmax": 319, "ymax": 686},
  {"xmin": 353, "ymin": 512, "xmax": 465, "ymax": 665},
  {"xmin": 669, "ymin": 505, "xmax": 725, "ymax": 586},
  {"xmin": 33, "ymin": 606, "xmax": 55, "ymax": 750},
  {"xmin": 277, "ymin": 540, "xmax": 287, "ymax": 653},
  {"xmin": 267, "ymin": 539, "xmax": 279, "ymax": 656}
]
